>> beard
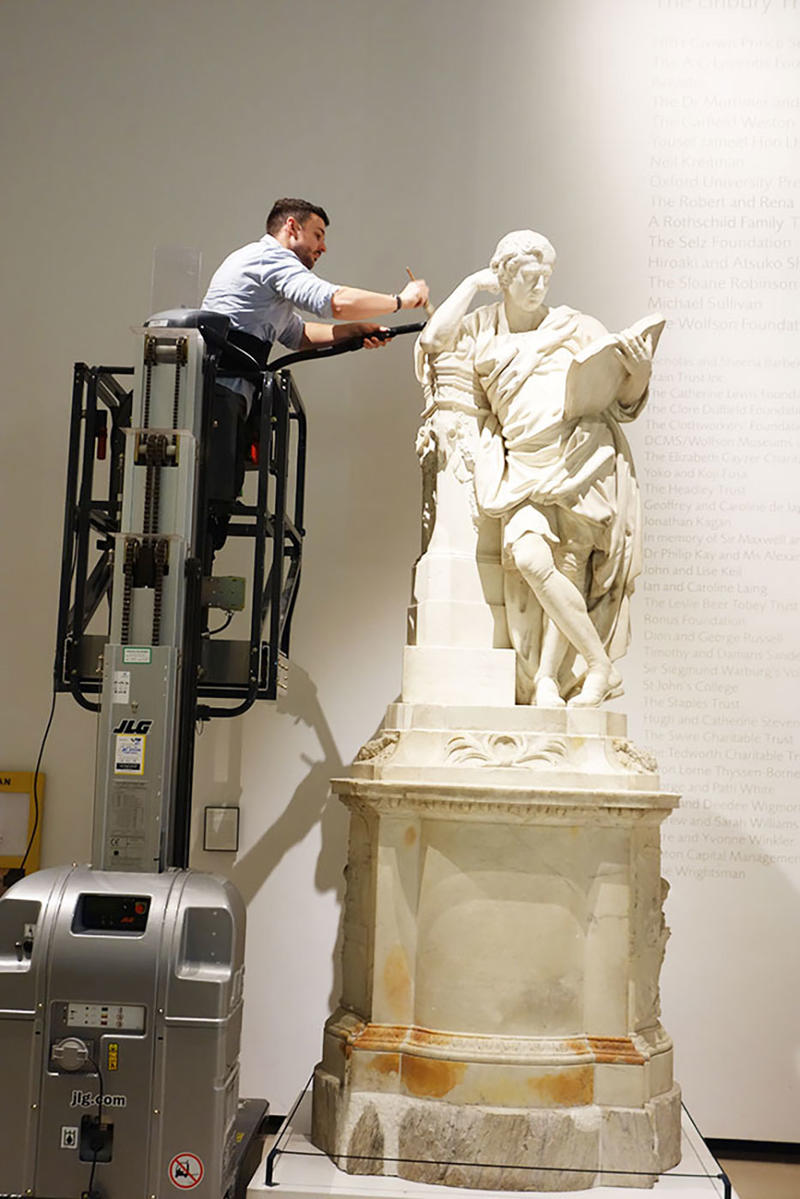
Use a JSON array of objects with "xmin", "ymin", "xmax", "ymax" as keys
[{"xmin": 295, "ymin": 246, "xmax": 316, "ymax": 270}]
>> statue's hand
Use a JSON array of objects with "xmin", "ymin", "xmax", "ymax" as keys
[
  {"xmin": 468, "ymin": 267, "xmax": 501, "ymax": 295},
  {"xmin": 495, "ymin": 313, "xmax": 580, "ymax": 398},
  {"xmin": 415, "ymin": 420, "xmax": 438, "ymax": 461},
  {"xmin": 615, "ymin": 331, "xmax": 653, "ymax": 399}
]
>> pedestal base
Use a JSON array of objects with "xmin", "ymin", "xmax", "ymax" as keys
[
  {"xmin": 255, "ymin": 1087, "xmax": 733, "ymax": 1199},
  {"xmin": 312, "ymin": 705, "xmax": 680, "ymax": 1191},
  {"xmin": 313, "ymin": 1070, "xmax": 681, "ymax": 1190}
]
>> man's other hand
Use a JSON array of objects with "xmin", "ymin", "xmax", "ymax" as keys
[
  {"xmin": 333, "ymin": 322, "xmax": 391, "ymax": 348},
  {"xmin": 359, "ymin": 323, "xmax": 391, "ymax": 348}
]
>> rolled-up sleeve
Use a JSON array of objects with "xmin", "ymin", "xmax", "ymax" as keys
[{"xmin": 266, "ymin": 257, "xmax": 339, "ymax": 318}]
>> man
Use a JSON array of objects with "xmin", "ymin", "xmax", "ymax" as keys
[
  {"xmin": 203, "ymin": 197, "xmax": 430, "ymax": 358},
  {"xmin": 201, "ymin": 198, "xmax": 429, "ymax": 550}
]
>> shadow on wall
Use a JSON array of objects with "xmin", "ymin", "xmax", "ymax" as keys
[
  {"xmin": 661, "ymin": 805, "xmax": 800, "ymax": 1134},
  {"xmin": 221, "ymin": 663, "xmax": 351, "ymax": 1011}
]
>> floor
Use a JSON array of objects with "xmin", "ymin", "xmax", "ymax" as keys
[{"xmin": 715, "ymin": 1156, "xmax": 800, "ymax": 1199}]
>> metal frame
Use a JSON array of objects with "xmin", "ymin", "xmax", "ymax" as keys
[
  {"xmin": 54, "ymin": 355, "xmax": 307, "ymax": 716},
  {"xmin": 55, "ymin": 363, "xmax": 132, "ymax": 713}
]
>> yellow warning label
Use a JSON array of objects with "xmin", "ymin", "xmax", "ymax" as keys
[{"xmin": 108, "ymin": 1042, "xmax": 119, "ymax": 1071}]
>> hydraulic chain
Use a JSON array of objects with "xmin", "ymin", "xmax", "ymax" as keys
[
  {"xmin": 120, "ymin": 537, "xmax": 140, "ymax": 646},
  {"xmin": 142, "ymin": 335, "xmax": 157, "ymax": 429},
  {"xmin": 142, "ymin": 432, "xmax": 168, "ymax": 536},
  {"xmin": 172, "ymin": 337, "xmax": 187, "ymax": 429},
  {"xmin": 151, "ymin": 537, "xmax": 168, "ymax": 646}
]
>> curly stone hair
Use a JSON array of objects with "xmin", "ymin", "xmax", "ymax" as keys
[{"xmin": 490, "ymin": 230, "xmax": 556, "ymax": 288}]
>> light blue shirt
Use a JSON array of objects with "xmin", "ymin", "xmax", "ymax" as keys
[{"xmin": 202, "ymin": 234, "xmax": 339, "ymax": 350}]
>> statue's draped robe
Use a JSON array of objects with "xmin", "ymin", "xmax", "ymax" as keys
[{"xmin": 442, "ymin": 302, "xmax": 647, "ymax": 700}]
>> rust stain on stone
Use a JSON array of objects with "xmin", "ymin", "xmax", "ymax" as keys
[
  {"xmin": 338, "ymin": 1016, "xmax": 368, "ymax": 1059},
  {"xmin": 402, "ymin": 1053, "xmax": 467, "ymax": 1099},
  {"xmin": 404, "ymin": 825, "xmax": 417, "ymax": 846},
  {"xmin": 587, "ymin": 1036, "xmax": 645, "ymax": 1065},
  {"xmin": 383, "ymin": 946, "xmax": 412, "ymax": 1020},
  {"xmin": 352, "ymin": 1024, "xmax": 408, "ymax": 1052},
  {"xmin": 407, "ymin": 1027, "xmax": 456, "ymax": 1050},
  {"xmin": 527, "ymin": 1067, "xmax": 594, "ymax": 1107},
  {"xmin": 370, "ymin": 1053, "xmax": 400, "ymax": 1075}
]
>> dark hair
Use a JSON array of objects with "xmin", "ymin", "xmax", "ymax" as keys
[{"xmin": 266, "ymin": 198, "xmax": 330, "ymax": 234}]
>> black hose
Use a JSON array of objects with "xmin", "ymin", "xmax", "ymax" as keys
[{"xmin": 268, "ymin": 320, "xmax": 427, "ymax": 370}]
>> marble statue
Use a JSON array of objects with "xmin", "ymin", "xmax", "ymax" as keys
[
  {"xmin": 417, "ymin": 231, "xmax": 660, "ymax": 708},
  {"xmin": 309, "ymin": 231, "xmax": 679, "ymax": 1192}
]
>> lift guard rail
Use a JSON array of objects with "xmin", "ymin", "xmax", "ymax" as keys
[{"xmin": 54, "ymin": 319, "xmax": 425, "ymax": 715}]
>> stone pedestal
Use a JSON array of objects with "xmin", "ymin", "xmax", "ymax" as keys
[
  {"xmin": 311, "ymin": 705, "xmax": 680, "ymax": 1191},
  {"xmin": 310, "ymin": 353, "xmax": 681, "ymax": 1190}
]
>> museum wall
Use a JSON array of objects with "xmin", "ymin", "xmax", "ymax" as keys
[{"xmin": 1, "ymin": 0, "xmax": 798, "ymax": 1137}]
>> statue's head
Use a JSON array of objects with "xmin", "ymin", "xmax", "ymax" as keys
[{"xmin": 490, "ymin": 231, "xmax": 556, "ymax": 311}]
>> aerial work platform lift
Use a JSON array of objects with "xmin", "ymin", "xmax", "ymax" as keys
[
  {"xmin": 0, "ymin": 311, "xmax": 422, "ymax": 1199},
  {"xmin": 56, "ymin": 311, "xmax": 309, "ymax": 871}
]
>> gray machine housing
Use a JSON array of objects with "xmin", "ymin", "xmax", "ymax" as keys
[
  {"xmin": 92, "ymin": 328, "xmax": 205, "ymax": 873},
  {"xmin": 0, "ymin": 865, "xmax": 245, "ymax": 1198}
]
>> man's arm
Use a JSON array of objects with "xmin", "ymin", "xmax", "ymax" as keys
[
  {"xmin": 330, "ymin": 278, "xmax": 428, "ymax": 320},
  {"xmin": 299, "ymin": 280, "xmax": 430, "ymax": 349},
  {"xmin": 270, "ymin": 258, "xmax": 428, "ymax": 349},
  {"xmin": 299, "ymin": 321, "xmax": 389, "ymax": 350}
]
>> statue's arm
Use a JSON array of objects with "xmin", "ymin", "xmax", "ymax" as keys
[{"xmin": 418, "ymin": 269, "xmax": 500, "ymax": 355}]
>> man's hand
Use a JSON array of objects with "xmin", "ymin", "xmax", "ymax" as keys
[
  {"xmin": 333, "ymin": 322, "xmax": 390, "ymax": 348},
  {"xmin": 398, "ymin": 279, "xmax": 430, "ymax": 309}
]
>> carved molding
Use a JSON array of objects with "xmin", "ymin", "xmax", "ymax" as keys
[
  {"xmin": 338, "ymin": 791, "xmax": 675, "ymax": 826},
  {"xmin": 447, "ymin": 732, "xmax": 571, "ymax": 768},
  {"xmin": 354, "ymin": 731, "xmax": 401, "ymax": 764},
  {"xmin": 325, "ymin": 1012, "xmax": 667, "ymax": 1068},
  {"xmin": 611, "ymin": 738, "xmax": 659, "ymax": 774},
  {"xmin": 416, "ymin": 410, "xmax": 480, "ymax": 477},
  {"xmin": 415, "ymin": 408, "xmax": 484, "ymax": 535}
]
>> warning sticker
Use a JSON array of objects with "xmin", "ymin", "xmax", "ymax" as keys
[
  {"xmin": 123, "ymin": 646, "xmax": 152, "ymax": 664},
  {"xmin": 112, "ymin": 671, "xmax": 131, "ymax": 704},
  {"xmin": 114, "ymin": 734, "xmax": 146, "ymax": 775},
  {"xmin": 61, "ymin": 1125, "xmax": 79, "ymax": 1149},
  {"xmin": 168, "ymin": 1152, "xmax": 204, "ymax": 1189}
]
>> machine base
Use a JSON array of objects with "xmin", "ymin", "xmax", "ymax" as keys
[{"xmin": 230, "ymin": 1099, "xmax": 270, "ymax": 1199}]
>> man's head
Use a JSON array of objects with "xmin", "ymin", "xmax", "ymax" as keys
[
  {"xmin": 491, "ymin": 230, "xmax": 556, "ymax": 311},
  {"xmin": 266, "ymin": 198, "xmax": 330, "ymax": 269}
]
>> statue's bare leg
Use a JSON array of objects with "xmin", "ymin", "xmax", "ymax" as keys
[
  {"xmin": 533, "ymin": 618, "xmax": 567, "ymax": 706},
  {"xmin": 511, "ymin": 533, "xmax": 615, "ymax": 708},
  {"xmin": 533, "ymin": 541, "xmax": 590, "ymax": 705}
]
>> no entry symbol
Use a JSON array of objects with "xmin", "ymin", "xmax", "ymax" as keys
[{"xmin": 168, "ymin": 1151, "xmax": 205, "ymax": 1189}]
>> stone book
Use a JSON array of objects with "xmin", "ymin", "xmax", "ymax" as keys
[{"xmin": 564, "ymin": 312, "xmax": 665, "ymax": 420}]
